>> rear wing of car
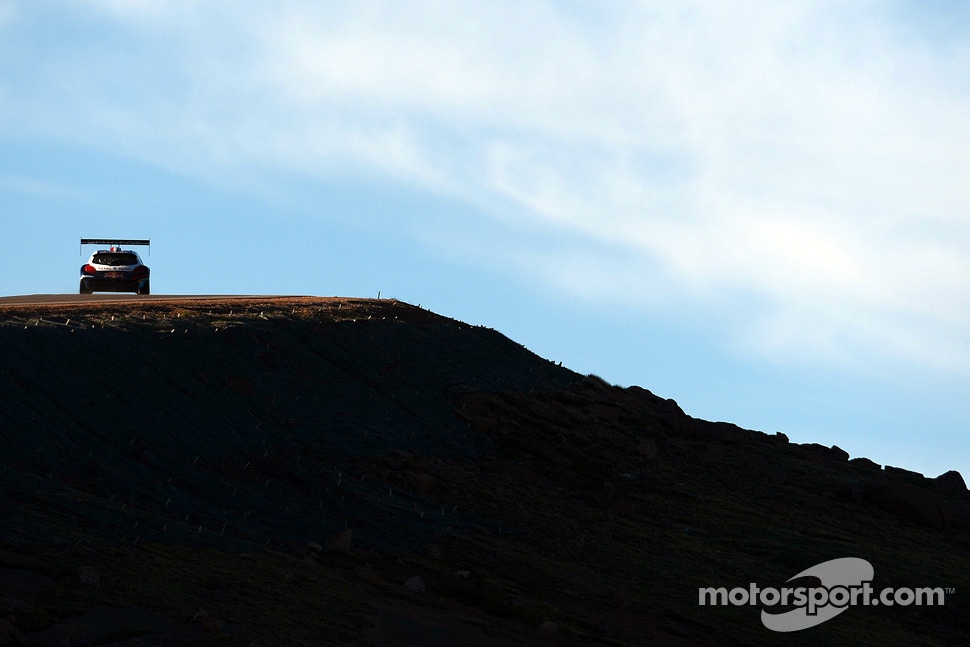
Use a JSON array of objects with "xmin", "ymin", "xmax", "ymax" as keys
[{"xmin": 81, "ymin": 238, "xmax": 150, "ymax": 256}]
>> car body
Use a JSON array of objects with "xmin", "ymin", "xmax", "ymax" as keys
[{"xmin": 79, "ymin": 247, "xmax": 150, "ymax": 295}]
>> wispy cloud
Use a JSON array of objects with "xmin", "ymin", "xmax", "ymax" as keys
[{"xmin": 5, "ymin": 0, "xmax": 970, "ymax": 374}]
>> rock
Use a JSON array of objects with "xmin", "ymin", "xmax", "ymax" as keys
[
  {"xmin": 850, "ymin": 457, "xmax": 881, "ymax": 471},
  {"xmin": 0, "ymin": 617, "xmax": 28, "ymax": 646},
  {"xmin": 539, "ymin": 621, "xmax": 558, "ymax": 633},
  {"xmin": 615, "ymin": 497, "xmax": 636, "ymax": 517},
  {"xmin": 702, "ymin": 441, "xmax": 724, "ymax": 463},
  {"xmin": 403, "ymin": 576, "xmax": 426, "ymax": 594},
  {"xmin": 355, "ymin": 567, "xmax": 389, "ymax": 588},
  {"xmin": 540, "ymin": 447, "xmax": 572, "ymax": 467},
  {"xmin": 829, "ymin": 445, "xmax": 850, "ymax": 461},
  {"xmin": 932, "ymin": 470, "xmax": 968, "ymax": 495},
  {"xmin": 439, "ymin": 464, "xmax": 468, "ymax": 485},
  {"xmin": 579, "ymin": 374, "xmax": 611, "ymax": 391},
  {"xmin": 326, "ymin": 529, "xmax": 353, "ymax": 552},
  {"xmin": 406, "ymin": 471, "xmax": 438, "ymax": 494},
  {"xmin": 768, "ymin": 470, "xmax": 787, "ymax": 487},
  {"xmin": 193, "ymin": 609, "xmax": 223, "ymax": 634},
  {"xmin": 586, "ymin": 402, "xmax": 620, "ymax": 423},
  {"xmin": 77, "ymin": 566, "xmax": 100, "ymax": 586},
  {"xmin": 704, "ymin": 421, "xmax": 749, "ymax": 445},
  {"xmin": 802, "ymin": 443, "xmax": 849, "ymax": 462},
  {"xmin": 667, "ymin": 438, "xmax": 690, "ymax": 451},
  {"xmin": 885, "ymin": 465, "xmax": 925, "ymax": 481},
  {"xmin": 636, "ymin": 439, "xmax": 658, "ymax": 461},
  {"xmin": 862, "ymin": 481, "xmax": 953, "ymax": 531},
  {"xmin": 376, "ymin": 453, "xmax": 404, "ymax": 470}
]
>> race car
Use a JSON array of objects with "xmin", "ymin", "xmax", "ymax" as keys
[{"xmin": 79, "ymin": 239, "xmax": 151, "ymax": 295}]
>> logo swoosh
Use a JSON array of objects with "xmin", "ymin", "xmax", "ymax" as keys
[{"xmin": 761, "ymin": 557, "xmax": 874, "ymax": 632}]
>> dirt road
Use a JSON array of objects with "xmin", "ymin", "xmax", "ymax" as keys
[{"xmin": 0, "ymin": 293, "xmax": 299, "ymax": 306}]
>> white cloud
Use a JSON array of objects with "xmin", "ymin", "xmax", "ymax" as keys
[{"xmin": 5, "ymin": 0, "xmax": 970, "ymax": 374}]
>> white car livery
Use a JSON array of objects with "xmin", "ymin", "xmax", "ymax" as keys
[{"xmin": 79, "ymin": 238, "xmax": 151, "ymax": 295}]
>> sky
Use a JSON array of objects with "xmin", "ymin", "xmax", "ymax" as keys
[{"xmin": 1, "ymin": 0, "xmax": 969, "ymax": 478}]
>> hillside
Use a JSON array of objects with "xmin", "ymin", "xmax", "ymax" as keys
[{"xmin": 0, "ymin": 297, "xmax": 967, "ymax": 646}]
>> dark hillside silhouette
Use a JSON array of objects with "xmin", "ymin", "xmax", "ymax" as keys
[{"xmin": 0, "ymin": 297, "xmax": 967, "ymax": 645}]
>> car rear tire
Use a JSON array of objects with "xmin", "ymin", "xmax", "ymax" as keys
[
  {"xmin": 138, "ymin": 281, "xmax": 150, "ymax": 296},
  {"xmin": 79, "ymin": 283, "xmax": 92, "ymax": 295}
]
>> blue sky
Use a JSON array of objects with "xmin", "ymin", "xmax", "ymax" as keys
[{"xmin": 2, "ymin": 1, "xmax": 969, "ymax": 478}]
